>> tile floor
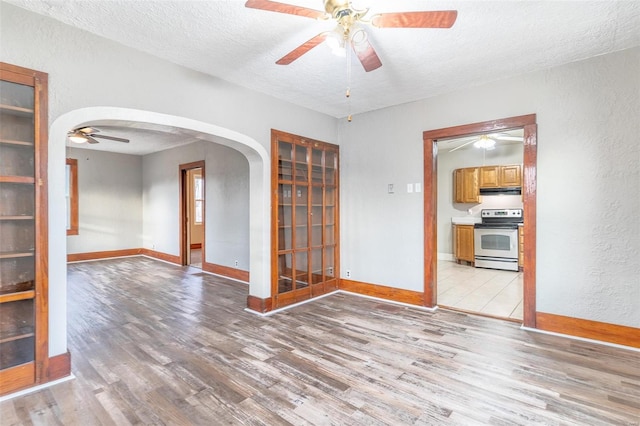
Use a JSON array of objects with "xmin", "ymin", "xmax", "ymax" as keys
[{"xmin": 437, "ymin": 260, "xmax": 523, "ymax": 321}]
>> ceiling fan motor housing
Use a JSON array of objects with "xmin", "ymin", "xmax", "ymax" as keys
[{"xmin": 324, "ymin": 0, "xmax": 349, "ymax": 16}]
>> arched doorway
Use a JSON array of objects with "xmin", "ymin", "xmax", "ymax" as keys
[{"xmin": 47, "ymin": 107, "xmax": 271, "ymax": 355}]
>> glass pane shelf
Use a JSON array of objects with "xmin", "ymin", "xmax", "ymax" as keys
[
  {"xmin": 0, "ymin": 139, "xmax": 34, "ymax": 147},
  {"xmin": 0, "ymin": 216, "xmax": 34, "ymax": 221},
  {"xmin": 0, "ymin": 332, "xmax": 35, "ymax": 345},
  {"xmin": 0, "ymin": 104, "xmax": 34, "ymax": 117},
  {"xmin": 0, "ymin": 251, "xmax": 35, "ymax": 259},
  {"xmin": 0, "ymin": 176, "xmax": 35, "ymax": 184}
]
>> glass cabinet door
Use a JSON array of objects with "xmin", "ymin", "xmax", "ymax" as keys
[
  {"xmin": 272, "ymin": 131, "xmax": 339, "ymax": 307},
  {"xmin": 0, "ymin": 72, "xmax": 39, "ymax": 379}
]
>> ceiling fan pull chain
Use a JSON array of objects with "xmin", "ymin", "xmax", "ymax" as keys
[{"xmin": 346, "ymin": 41, "xmax": 352, "ymax": 122}]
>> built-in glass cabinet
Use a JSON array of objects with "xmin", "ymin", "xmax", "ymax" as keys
[
  {"xmin": 0, "ymin": 62, "xmax": 49, "ymax": 395},
  {"xmin": 272, "ymin": 130, "xmax": 339, "ymax": 308}
]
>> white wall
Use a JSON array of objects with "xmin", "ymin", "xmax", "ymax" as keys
[
  {"xmin": 341, "ymin": 47, "xmax": 640, "ymax": 328},
  {"xmin": 2, "ymin": 2, "xmax": 638, "ymax": 360},
  {"xmin": 66, "ymin": 147, "xmax": 143, "ymax": 253},
  {"xmin": 142, "ymin": 141, "xmax": 250, "ymax": 270},
  {"xmin": 1, "ymin": 3, "xmax": 337, "ymax": 357},
  {"xmin": 437, "ymin": 144, "xmax": 523, "ymax": 255}
]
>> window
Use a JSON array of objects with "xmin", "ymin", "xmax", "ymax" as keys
[
  {"xmin": 194, "ymin": 173, "xmax": 203, "ymax": 224},
  {"xmin": 66, "ymin": 158, "xmax": 78, "ymax": 235}
]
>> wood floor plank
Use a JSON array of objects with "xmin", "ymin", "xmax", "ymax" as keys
[{"xmin": 2, "ymin": 256, "xmax": 639, "ymax": 425}]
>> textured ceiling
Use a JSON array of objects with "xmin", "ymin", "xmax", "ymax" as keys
[{"xmin": 7, "ymin": 0, "xmax": 640, "ymax": 120}]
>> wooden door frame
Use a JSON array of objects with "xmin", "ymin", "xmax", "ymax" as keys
[
  {"xmin": 423, "ymin": 114, "xmax": 537, "ymax": 328},
  {"xmin": 179, "ymin": 161, "xmax": 205, "ymax": 266}
]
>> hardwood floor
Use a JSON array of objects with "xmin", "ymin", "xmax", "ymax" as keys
[{"xmin": 1, "ymin": 256, "xmax": 638, "ymax": 425}]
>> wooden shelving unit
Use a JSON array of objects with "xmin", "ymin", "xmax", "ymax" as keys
[
  {"xmin": 0, "ymin": 62, "xmax": 49, "ymax": 396},
  {"xmin": 271, "ymin": 130, "xmax": 339, "ymax": 308}
]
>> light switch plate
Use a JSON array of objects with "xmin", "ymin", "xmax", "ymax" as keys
[
  {"xmin": 415, "ymin": 183, "xmax": 422, "ymax": 193},
  {"xmin": 388, "ymin": 184, "xmax": 394, "ymax": 194},
  {"xmin": 407, "ymin": 183, "xmax": 413, "ymax": 193}
]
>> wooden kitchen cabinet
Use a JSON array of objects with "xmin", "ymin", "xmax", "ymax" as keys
[
  {"xmin": 453, "ymin": 224, "xmax": 475, "ymax": 264},
  {"xmin": 479, "ymin": 164, "xmax": 522, "ymax": 188},
  {"xmin": 453, "ymin": 167, "xmax": 479, "ymax": 203},
  {"xmin": 479, "ymin": 166, "xmax": 500, "ymax": 188},
  {"xmin": 501, "ymin": 164, "xmax": 522, "ymax": 187},
  {"xmin": 0, "ymin": 62, "xmax": 49, "ymax": 396}
]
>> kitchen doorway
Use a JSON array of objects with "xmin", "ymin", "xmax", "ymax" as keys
[
  {"xmin": 180, "ymin": 161, "xmax": 205, "ymax": 268},
  {"xmin": 423, "ymin": 115, "xmax": 538, "ymax": 328},
  {"xmin": 436, "ymin": 131, "xmax": 524, "ymax": 321}
]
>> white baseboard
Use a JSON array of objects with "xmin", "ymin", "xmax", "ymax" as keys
[{"xmin": 437, "ymin": 252, "xmax": 455, "ymax": 261}]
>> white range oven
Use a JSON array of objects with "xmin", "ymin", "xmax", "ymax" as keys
[{"xmin": 474, "ymin": 208, "xmax": 523, "ymax": 271}]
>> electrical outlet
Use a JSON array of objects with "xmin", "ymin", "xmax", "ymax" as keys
[
  {"xmin": 152, "ymin": 244, "xmax": 155, "ymax": 249},
  {"xmin": 328, "ymin": 267, "xmax": 333, "ymax": 276},
  {"xmin": 234, "ymin": 260, "xmax": 239, "ymax": 267},
  {"xmin": 346, "ymin": 270, "xmax": 351, "ymax": 278},
  {"xmin": 388, "ymin": 184, "xmax": 394, "ymax": 194}
]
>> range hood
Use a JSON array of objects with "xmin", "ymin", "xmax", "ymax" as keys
[{"xmin": 479, "ymin": 187, "xmax": 522, "ymax": 196}]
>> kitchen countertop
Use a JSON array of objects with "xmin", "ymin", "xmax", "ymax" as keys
[{"xmin": 451, "ymin": 217, "xmax": 482, "ymax": 225}]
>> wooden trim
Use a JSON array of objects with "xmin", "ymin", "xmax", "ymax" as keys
[
  {"xmin": 34, "ymin": 66, "xmax": 50, "ymax": 385},
  {"xmin": 48, "ymin": 351, "xmax": 71, "ymax": 381},
  {"xmin": 66, "ymin": 158, "xmax": 79, "ymax": 236},
  {"xmin": 536, "ymin": 312, "xmax": 640, "ymax": 349},
  {"xmin": 339, "ymin": 279, "xmax": 425, "ymax": 306},
  {"xmin": 247, "ymin": 295, "xmax": 273, "ymax": 313},
  {"xmin": 190, "ymin": 243, "xmax": 202, "ymax": 249},
  {"xmin": 179, "ymin": 161, "xmax": 205, "ymax": 267},
  {"xmin": 423, "ymin": 114, "xmax": 538, "ymax": 328},
  {"xmin": 140, "ymin": 249, "xmax": 181, "ymax": 265},
  {"xmin": 67, "ymin": 248, "xmax": 142, "ymax": 262},
  {"xmin": 202, "ymin": 262, "xmax": 249, "ymax": 282},
  {"xmin": 522, "ymin": 123, "xmax": 537, "ymax": 327},
  {"xmin": 0, "ymin": 363, "xmax": 34, "ymax": 396}
]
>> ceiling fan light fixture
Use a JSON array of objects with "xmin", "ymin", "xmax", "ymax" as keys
[
  {"xmin": 474, "ymin": 135, "xmax": 496, "ymax": 149},
  {"xmin": 325, "ymin": 31, "xmax": 346, "ymax": 56},
  {"xmin": 68, "ymin": 131, "xmax": 88, "ymax": 144}
]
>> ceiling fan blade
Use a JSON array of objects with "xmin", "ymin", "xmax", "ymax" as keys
[
  {"xmin": 85, "ymin": 135, "xmax": 100, "ymax": 144},
  {"xmin": 276, "ymin": 32, "xmax": 329, "ymax": 65},
  {"xmin": 448, "ymin": 138, "xmax": 477, "ymax": 153},
  {"xmin": 351, "ymin": 32, "xmax": 382, "ymax": 72},
  {"xmin": 77, "ymin": 126, "xmax": 99, "ymax": 134},
  {"xmin": 492, "ymin": 135, "xmax": 523, "ymax": 141},
  {"xmin": 245, "ymin": 0, "xmax": 327, "ymax": 20},
  {"xmin": 371, "ymin": 10, "xmax": 458, "ymax": 28},
  {"xmin": 90, "ymin": 134, "xmax": 130, "ymax": 143}
]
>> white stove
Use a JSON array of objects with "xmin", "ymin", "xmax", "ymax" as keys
[{"xmin": 474, "ymin": 208, "xmax": 523, "ymax": 271}]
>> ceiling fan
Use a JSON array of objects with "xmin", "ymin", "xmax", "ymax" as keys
[
  {"xmin": 447, "ymin": 133, "xmax": 524, "ymax": 153},
  {"xmin": 67, "ymin": 127, "xmax": 130, "ymax": 145},
  {"xmin": 245, "ymin": 0, "xmax": 458, "ymax": 72}
]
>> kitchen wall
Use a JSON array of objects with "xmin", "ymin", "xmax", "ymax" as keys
[
  {"xmin": 142, "ymin": 141, "xmax": 250, "ymax": 271},
  {"xmin": 66, "ymin": 147, "xmax": 143, "ymax": 254},
  {"xmin": 437, "ymin": 143, "xmax": 523, "ymax": 256},
  {"xmin": 340, "ymin": 46, "xmax": 640, "ymax": 328}
]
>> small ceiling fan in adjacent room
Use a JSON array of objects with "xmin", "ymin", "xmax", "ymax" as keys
[
  {"xmin": 447, "ymin": 133, "xmax": 524, "ymax": 153},
  {"xmin": 245, "ymin": 0, "xmax": 458, "ymax": 72},
  {"xmin": 67, "ymin": 127, "xmax": 130, "ymax": 145}
]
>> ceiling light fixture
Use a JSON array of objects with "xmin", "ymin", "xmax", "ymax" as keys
[
  {"xmin": 474, "ymin": 135, "xmax": 496, "ymax": 150},
  {"xmin": 68, "ymin": 131, "xmax": 89, "ymax": 144},
  {"xmin": 325, "ymin": 30, "xmax": 346, "ymax": 57}
]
